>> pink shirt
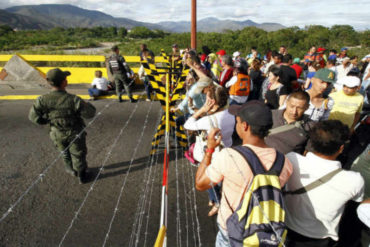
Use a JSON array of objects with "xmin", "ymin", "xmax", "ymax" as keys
[{"xmin": 206, "ymin": 144, "xmax": 293, "ymax": 230}]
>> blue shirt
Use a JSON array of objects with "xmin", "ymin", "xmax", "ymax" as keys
[{"xmin": 178, "ymin": 83, "xmax": 206, "ymax": 114}]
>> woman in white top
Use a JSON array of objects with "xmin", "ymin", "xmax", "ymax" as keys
[
  {"xmin": 184, "ymin": 86, "xmax": 235, "ymax": 216},
  {"xmin": 184, "ymin": 87, "xmax": 235, "ymax": 148}
]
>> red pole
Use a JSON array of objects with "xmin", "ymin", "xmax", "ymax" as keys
[{"xmin": 191, "ymin": 0, "xmax": 197, "ymax": 49}]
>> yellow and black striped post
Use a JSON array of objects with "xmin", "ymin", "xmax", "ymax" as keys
[{"xmin": 141, "ymin": 50, "xmax": 189, "ymax": 155}]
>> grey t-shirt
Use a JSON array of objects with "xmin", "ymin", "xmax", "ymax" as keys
[{"xmin": 265, "ymin": 109, "xmax": 315, "ymax": 154}]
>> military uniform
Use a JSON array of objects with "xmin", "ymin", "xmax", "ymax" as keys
[
  {"xmin": 108, "ymin": 53, "xmax": 134, "ymax": 102},
  {"xmin": 29, "ymin": 90, "xmax": 96, "ymax": 176}
]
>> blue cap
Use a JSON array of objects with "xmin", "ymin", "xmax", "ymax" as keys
[
  {"xmin": 328, "ymin": 55, "xmax": 337, "ymax": 60},
  {"xmin": 341, "ymin": 47, "xmax": 348, "ymax": 51}
]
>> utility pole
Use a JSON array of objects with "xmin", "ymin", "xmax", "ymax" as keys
[{"xmin": 191, "ymin": 0, "xmax": 197, "ymax": 49}]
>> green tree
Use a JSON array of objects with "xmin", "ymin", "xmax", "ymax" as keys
[
  {"xmin": 0, "ymin": 25, "xmax": 13, "ymax": 36},
  {"xmin": 128, "ymin": 26, "xmax": 154, "ymax": 39},
  {"xmin": 118, "ymin": 27, "xmax": 128, "ymax": 38}
]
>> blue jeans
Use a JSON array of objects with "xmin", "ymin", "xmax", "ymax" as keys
[
  {"xmin": 88, "ymin": 88, "xmax": 106, "ymax": 97},
  {"xmin": 144, "ymin": 76, "xmax": 153, "ymax": 99},
  {"xmin": 216, "ymin": 224, "xmax": 230, "ymax": 247},
  {"xmin": 208, "ymin": 184, "xmax": 221, "ymax": 204}
]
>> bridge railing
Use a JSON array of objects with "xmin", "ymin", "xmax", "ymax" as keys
[{"xmin": 0, "ymin": 54, "xmax": 168, "ymax": 84}]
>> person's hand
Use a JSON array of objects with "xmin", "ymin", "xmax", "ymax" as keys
[
  {"xmin": 207, "ymin": 128, "xmax": 222, "ymax": 149},
  {"xmin": 200, "ymin": 92, "xmax": 215, "ymax": 114},
  {"xmin": 170, "ymin": 106, "xmax": 178, "ymax": 113}
]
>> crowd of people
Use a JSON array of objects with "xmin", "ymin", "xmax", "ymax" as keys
[
  {"xmin": 29, "ymin": 42, "xmax": 369, "ymax": 246},
  {"xmin": 169, "ymin": 45, "xmax": 370, "ymax": 246}
]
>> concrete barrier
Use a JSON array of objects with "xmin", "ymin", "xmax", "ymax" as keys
[{"xmin": 0, "ymin": 54, "xmax": 168, "ymax": 84}]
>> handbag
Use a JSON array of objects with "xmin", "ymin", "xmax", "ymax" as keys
[
  {"xmin": 193, "ymin": 131, "xmax": 208, "ymax": 162},
  {"xmin": 192, "ymin": 115, "xmax": 224, "ymax": 163}
]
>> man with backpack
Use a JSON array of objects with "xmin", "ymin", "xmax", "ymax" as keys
[
  {"xmin": 195, "ymin": 100, "xmax": 293, "ymax": 247},
  {"xmin": 108, "ymin": 45, "xmax": 137, "ymax": 103},
  {"xmin": 284, "ymin": 120, "xmax": 364, "ymax": 246}
]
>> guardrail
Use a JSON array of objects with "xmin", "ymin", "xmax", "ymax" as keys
[{"xmin": 0, "ymin": 54, "xmax": 168, "ymax": 84}]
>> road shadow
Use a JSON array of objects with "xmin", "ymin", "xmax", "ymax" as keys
[{"xmin": 89, "ymin": 147, "xmax": 185, "ymax": 181}]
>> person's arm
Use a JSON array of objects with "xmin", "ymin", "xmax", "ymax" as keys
[
  {"xmin": 186, "ymin": 61, "xmax": 207, "ymax": 78},
  {"xmin": 75, "ymin": 97, "xmax": 96, "ymax": 119},
  {"xmin": 321, "ymin": 98, "xmax": 334, "ymax": 121},
  {"xmin": 195, "ymin": 128, "xmax": 222, "ymax": 191},
  {"xmin": 119, "ymin": 55, "xmax": 132, "ymax": 76},
  {"xmin": 304, "ymin": 78, "xmax": 311, "ymax": 89},
  {"xmin": 225, "ymin": 75, "xmax": 237, "ymax": 88},
  {"xmin": 278, "ymin": 85, "xmax": 289, "ymax": 107},
  {"xmin": 279, "ymin": 95, "xmax": 287, "ymax": 107},
  {"xmin": 28, "ymin": 97, "xmax": 48, "ymax": 125},
  {"xmin": 351, "ymin": 112, "xmax": 362, "ymax": 134}
]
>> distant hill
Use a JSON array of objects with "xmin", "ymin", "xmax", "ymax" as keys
[
  {"xmin": 158, "ymin": 17, "xmax": 285, "ymax": 32},
  {"xmin": 0, "ymin": 9, "xmax": 54, "ymax": 29},
  {"xmin": 4, "ymin": 4, "xmax": 163, "ymax": 30},
  {"xmin": 1, "ymin": 4, "xmax": 285, "ymax": 32}
]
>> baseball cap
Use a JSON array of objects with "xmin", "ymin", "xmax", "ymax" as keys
[
  {"xmin": 200, "ymin": 54, "xmax": 207, "ymax": 62},
  {"xmin": 228, "ymin": 100, "xmax": 272, "ymax": 126},
  {"xmin": 341, "ymin": 47, "xmax": 348, "ymax": 51},
  {"xmin": 340, "ymin": 76, "xmax": 360, "ymax": 88},
  {"xmin": 46, "ymin": 68, "xmax": 71, "ymax": 86},
  {"xmin": 313, "ymin": 68, "xmax": 336, "ymax": 84},
  {"xmin": 194, "ymin": 76, "xmax": 213, "ymax": 94},
  {"xmin": 317, "ymin": 47, "xmax": 326, "ymax": 53},
  {"xmin": 216, "ymin": 49, "xmax": 226, "ymax": 56},
  {"xmin": 172, "ymin": 43, "xmax": 178, "ymax": 48},
  {"xmin": 232, "ymin": 51, "xmax": 241, "ymax": 58},
  {"xmin": 328, "ymin": 54, "xmax": 337, "ymax": 60}
]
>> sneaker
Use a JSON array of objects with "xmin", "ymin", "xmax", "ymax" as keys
[
  {"xmin": 145, "ymin": 98, "xmax": 151, "ymax": 102},
  {"xmin": 208, "ymin": 205, "xmax": 219, "ymax": 217},
  {"xmin": 130, "ymin": 98, "xmax": 138, "ymax": 103}
]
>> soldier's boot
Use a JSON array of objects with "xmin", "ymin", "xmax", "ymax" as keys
[
  {"xmin": 118, "ymin": 94, "xmax": 123, "ymax": 103},
  {"xmin": 130, "ymin": 97, "xmax": 137, "ymax": 103},
  {"xmin": 78, "ymin": 169, "xmax": 89, "ymax": 184}
]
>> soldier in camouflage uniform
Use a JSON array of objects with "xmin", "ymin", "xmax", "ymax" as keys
[
  {"xmin": 29, "ymin": 68, "xmax": 96, "ymax": 184},
  {"xmin": 108, "ymin": 45, "xmax": 137, "ymax": 103}
]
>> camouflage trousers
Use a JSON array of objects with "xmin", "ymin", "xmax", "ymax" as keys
[
  {"xmin": 50, "ymin": 129, "xmax": 88, "ymax": 174},
  {"xmin": 113, "ymin": 73, "xmax": 132, "ymax": 99}
]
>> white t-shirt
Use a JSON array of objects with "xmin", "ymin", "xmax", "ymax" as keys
[
  {"xmin": 91, "ymin": 77, "xmax": 109, "ymax": 91},
  {"xmin": 184, "ymin": 109, "xmax": 235, "ymax": 148},
  {"xmin": 285, "ymin": 152, "xmax": 364, "ymax": 241},
  {"xmin": 336, "ymin": 64, "xmax": 353, "ymax": 80}
]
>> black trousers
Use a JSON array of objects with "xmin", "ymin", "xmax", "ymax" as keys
[{"xmin": 286, "ymin": 229, "xmax": 337, "ymax": 247}]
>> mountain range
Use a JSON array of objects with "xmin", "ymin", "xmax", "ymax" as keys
[{"xmin": 0, "ymin": 4, "xmax": 285, "ymax": 32}]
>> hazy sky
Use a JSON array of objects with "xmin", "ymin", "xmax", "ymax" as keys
[{"xmin": 2, "ymin": 0, "xmax": 369, "ymax": 30}]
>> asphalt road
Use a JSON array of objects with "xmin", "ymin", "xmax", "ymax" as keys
[{"xmin": 0, "ymin": 98, "xmax": 218, "ymax": 247}]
